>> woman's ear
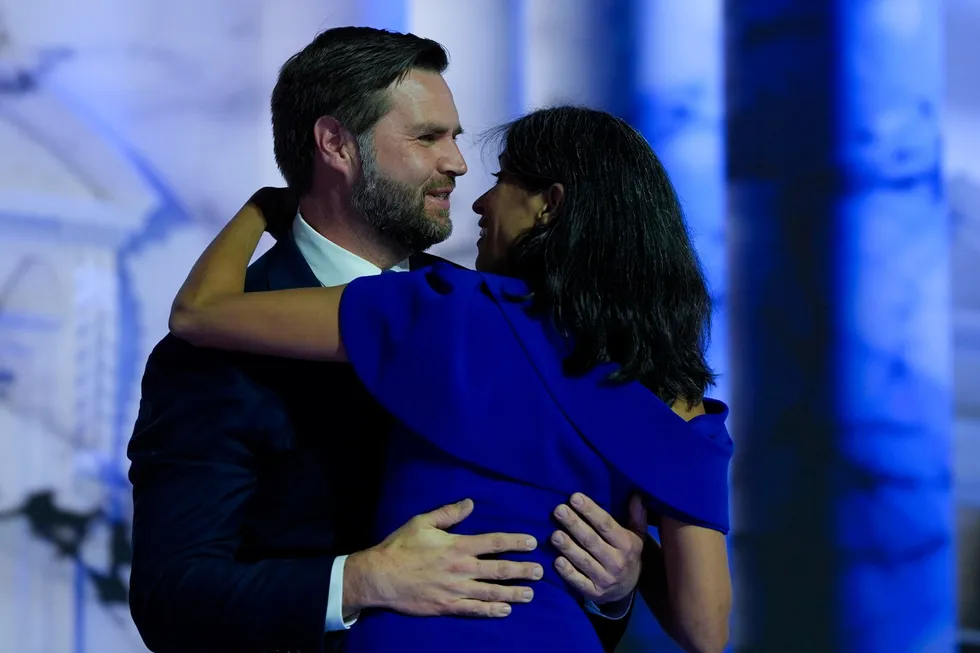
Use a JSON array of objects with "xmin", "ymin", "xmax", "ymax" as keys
[{"xmin": 537, "ymin": 182, "xmax": 565, "ymax": 224}]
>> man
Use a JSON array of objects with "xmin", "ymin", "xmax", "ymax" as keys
[{"xmin": 128, "ymin": 27, "xmax": 645, "ymax": 653}]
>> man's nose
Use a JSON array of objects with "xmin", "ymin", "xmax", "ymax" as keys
[{"xmin": 440, "ymin": 142, "xmax": 468, "ymax": 178}]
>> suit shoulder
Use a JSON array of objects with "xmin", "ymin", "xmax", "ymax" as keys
[
  {"xmin": 140, "ymin": 334, "xmax": 273, "ymax": 406},
  {"xmin": 132, "ymin": 334, "xmax": 288, "ymax": 456},
  {"xmin": 144, "ymin": 333, "xmax": 237, "ymax": 378}
]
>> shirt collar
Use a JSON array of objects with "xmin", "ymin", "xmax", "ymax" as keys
[{"xmin": 291, "ymin": 212, "xmax": 410, "ymax": 286}]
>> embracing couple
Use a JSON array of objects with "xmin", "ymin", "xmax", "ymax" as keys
[{"xmin": 127, "ymin": 26, "xmax": 732, "ymax": 653}]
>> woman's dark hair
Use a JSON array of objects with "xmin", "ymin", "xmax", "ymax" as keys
[
  {"xmin": 271, "ymin": 27, "xmax": 448, "ymax": 193},
  {"xmin": 488, "ymin": 106, "xmax": 715, "ymax": 406}
]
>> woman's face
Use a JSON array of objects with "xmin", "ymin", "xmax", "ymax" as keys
[{"xmin": 472, "ymin": 169, "xmax": 557, "ymax": 272}]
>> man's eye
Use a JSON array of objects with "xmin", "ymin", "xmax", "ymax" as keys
[{"xmin": 419, "ymin": 134, "xmax": 438, "ymax": 143}]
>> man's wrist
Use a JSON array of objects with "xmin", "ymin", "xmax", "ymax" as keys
[{"xmin": 342, "ymin": 548, "xmax": 384, "ymax": 616}]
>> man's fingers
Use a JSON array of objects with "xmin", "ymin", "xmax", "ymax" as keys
[
  {"xmin": 462, "ymin": 581, "xmax": 534, "ymax": 604},
  {"xmin": 422, "ymin": 499, "xmax": 474, "ymax": 530},
  {"xmin": 554, "ymin": 502, "xmax": 617, "ymax": 566},
  {"xmin": 567, "ymin": 493, "xmax": 632, "ymax": 550},
  {"xmin": 448, "ymin": 600, "xmax": 513, "ymax": 618},
  {"xmin": 474, "ymin": 559, "xmax": 544, "ymax": 582},
  {"xmin": 551, "ymin": 530, "xmax": 615, "ymax": 588},
  {"xmin": 628, "ymin": 494, "xmax": 648, "ymax": 536},
  {"xmin": 462, "ymin": 532, "xmax": 538, "ymax": 556},
  {"xmin": 554, "ymin": 556, "xmax": 600, "ymax": 601}
]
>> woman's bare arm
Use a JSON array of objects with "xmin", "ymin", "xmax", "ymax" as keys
[
  {"xmin": 640, "ymin": 398, "xmax": 732, "ymax": 653},
  {"xmin": 169, "ymin": 199, "xmax": 348, "ymax": 362},
  {"xmin": 657, "ymin": 517, "xmax": 731, "ymax": 653}
]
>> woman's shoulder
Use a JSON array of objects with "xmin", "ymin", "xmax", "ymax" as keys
[
  {"xmin": 420, "ymin": 261, "xmax": 531, "ymax": 295},
  {"xmin": 417, "ymin": 260, "xmax": 482, "ymax": 290},
  {"xmin": 687, "ymin": 398, "xmax": 731, "ymax": 446},
  {"xmin": 343, "ymin": 263, "xmax": 524, "ymax": 351},
  {"xmin": 395, "ymin": 263, "xmax": 534, "ymax": 320}
]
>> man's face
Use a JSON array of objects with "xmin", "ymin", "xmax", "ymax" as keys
[{"xmin": 351, "ymin": 69, "xmax": 467, "ymax": 253}]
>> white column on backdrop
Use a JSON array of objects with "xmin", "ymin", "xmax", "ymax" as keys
[
  {"xmin": 409, "ymin": 0, "xmax": 522, "ymax": 264},
  {"xmin": 634, "ymin": 0, "xmax": 728, "ymax": 402},
  {"xmin": 2, "ymin": 4, "xmax": 254, "ymax": 653},
  {"xmin": 520, "ymin": 0, "xmax": 631, "ymax": 114}
]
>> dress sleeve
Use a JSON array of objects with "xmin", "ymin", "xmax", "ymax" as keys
[
  {"xmin": 338, "ymin": 263, "xmax": 489, "ymax": 426},
  {"xmin": 339, "ymin": 264, "xmax": 733, "ymax": 536}
]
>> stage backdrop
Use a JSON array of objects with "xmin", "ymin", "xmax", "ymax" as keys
[{"xmin": 0, "ymin": 1, "xmax": 973, "ymax": 652}]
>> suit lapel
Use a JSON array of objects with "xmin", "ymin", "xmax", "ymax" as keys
[{"xmin": 262, "ymin": 236, "xmax": 322, "ymax": 291}]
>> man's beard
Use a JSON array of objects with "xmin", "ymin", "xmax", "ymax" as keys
[{"xmin": 351, "ymin": 138, "xmax": 453, "ymax": 254}]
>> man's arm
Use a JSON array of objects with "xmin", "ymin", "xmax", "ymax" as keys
[
  {"xmin": 342, "ymin": 498, "xmax": 543, "ymax": 619},
  {"xmin": 551, "ymin": 494, "xmax": 646, "ymax": 652},
  {"xmin": 636, "ymin": 529, "xmax": 675, "ymax": 633},
  {"xmin": 128, "ymin": 337, "xmax": 334, "ymax": 652}
]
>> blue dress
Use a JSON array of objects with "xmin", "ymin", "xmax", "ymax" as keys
[{"xmin": 337, "ymin": 263, "xmax": 732, "ymax": 653}]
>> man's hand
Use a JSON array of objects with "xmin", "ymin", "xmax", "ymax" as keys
[
  {"xmin": 344, "ymin": 499, "xmax": 543, "ymax": 618},
  {"xmin": 551, "ymin": 493, "xmax": 646, "ymax": 605}
]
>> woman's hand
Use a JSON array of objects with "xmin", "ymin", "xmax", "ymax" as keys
[{"xmin": 248, "ymin": 186, "xmax": 298, "ymax": 238}]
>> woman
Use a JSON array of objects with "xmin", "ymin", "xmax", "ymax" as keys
[{"xmin": 169, "ymin": 107, "xmax": 732, "ymax": 653}]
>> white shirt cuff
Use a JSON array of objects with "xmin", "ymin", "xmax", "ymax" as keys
[
  {"xmin": 324, "ymin": 555, "xmax": 360, "ymax": 631},
  {"xmin": 584, "ymin": 591, "xmax": 634, "ymax": 620}
]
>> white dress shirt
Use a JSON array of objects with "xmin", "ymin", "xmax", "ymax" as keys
[{"xmin": 292, "ymin": 213, "xmax": 630, "ymax": 631}]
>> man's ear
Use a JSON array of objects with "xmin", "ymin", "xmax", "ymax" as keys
[{"xmin": 313, "ymin": 116, "xmax": 358, "ymax": 181}]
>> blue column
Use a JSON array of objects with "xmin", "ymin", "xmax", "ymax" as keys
[
  {"xmin": 633, "ymin": 0, "xmax": 727, "ymax": 404},
  {"xmin": 727, "ymin": 2, "xmax": 953, "ymax": 652}
]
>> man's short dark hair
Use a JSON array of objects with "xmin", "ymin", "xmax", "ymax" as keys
[{"xmin": 271, "ymin": 26, "xmax": 449, "ymax": 192}]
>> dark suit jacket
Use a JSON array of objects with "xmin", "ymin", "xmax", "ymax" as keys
[{"xmin": 127, "ymin": 236, "xmax": 631, "ymax": 653}]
